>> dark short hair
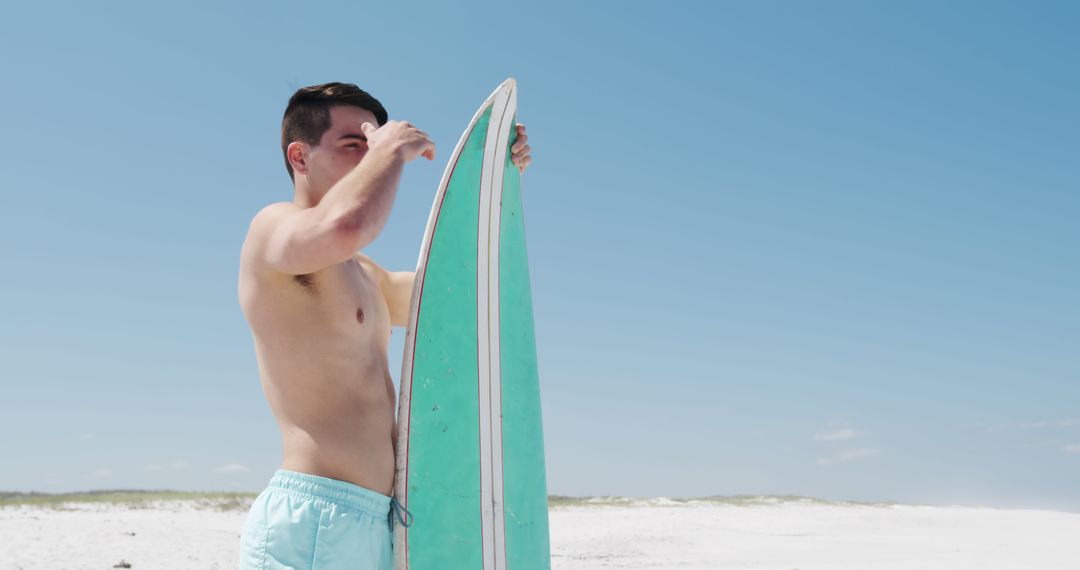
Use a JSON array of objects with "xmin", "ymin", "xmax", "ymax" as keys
[{"xmin": 281, "ymin": 82, "xmax": 388, "ymax": 180}]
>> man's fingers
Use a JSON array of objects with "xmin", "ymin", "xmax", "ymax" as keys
[
  {"xmin": 361, "ymin": 122, "xmax": 377, "ymax": 135},
  {"xmin": 516, "ymin": 155, "xmax": 532, "ymax": 173},
  {"xmin": 511, "ymin": 133, "xmax": 528, "ymax": 153},
  {"xmin": 511, "ymin": 123, "xmax": 531, "ymax": 172},
  {"xmin": 422, "ymin": 140, "xmax": 437, "ymax": 160}
]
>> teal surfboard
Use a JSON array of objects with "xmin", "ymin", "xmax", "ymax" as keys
[{"xmin": 393, "ymin": 79, "xmax": 550, "ymax": 570}]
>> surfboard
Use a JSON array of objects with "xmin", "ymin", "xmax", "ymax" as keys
[{"xmin": 392, "ymin": 78, "xmax": 551, "ymax": 570}]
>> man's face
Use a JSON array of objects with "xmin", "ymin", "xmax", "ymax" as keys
[{"xmin": 302, "ymin": 105, "xmax": 378, "ymax": 194}]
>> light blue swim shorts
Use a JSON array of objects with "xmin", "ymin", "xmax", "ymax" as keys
[{"xmin": 238, "ymin": 469, "xmax": 394, "ymax": 570}]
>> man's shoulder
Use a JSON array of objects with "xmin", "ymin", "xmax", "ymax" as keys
[
  {"xmin": 240, "ymin": 202, "xmax": 291, "ymax": 270},
  {"xmin": 243, "ymin": 202, "xmax": 296, "ymax": 248},
  {"xmin": 239, "ymin": 204, "xmax": 308, "ymax": 303}
]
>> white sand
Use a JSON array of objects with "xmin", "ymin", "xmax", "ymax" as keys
[{"xmin": 2, "ymin": 498, "xmax": 1079, "ymax": 569}]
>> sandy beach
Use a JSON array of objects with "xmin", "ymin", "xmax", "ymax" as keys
[{"xmin": 2, "ymin": 496, "xmax": 1078, "ymax": 569}]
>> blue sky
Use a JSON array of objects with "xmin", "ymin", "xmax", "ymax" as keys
[{"xmin": 1, "ymin": 1, "xmax": 1077, "ymax": 511}]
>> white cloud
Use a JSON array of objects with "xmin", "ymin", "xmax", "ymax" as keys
[
  {"xmin": 814, "ymin": 428, "xmax": 860, "ymax": 441},
  {"xmin": 91, "ymin": 468, "xmax": 112, "ymax": 478},
  {"xmin": 215, "ymin": 463, "xmax": 250, "ymax": 474},
  {"xmin": 141, "ymin": 464, "xmax": 166, "ymax": 472},
  {"xmin": 816, "ymin": 458, "xmax": 834, "ymax": 467},
  {"xmin": 170, "ymin": 460, "xmax": 190, "ymax": 470},
  {"xmin": 837, "ymin": 448, "xmax": 881, "ymax": 461},
  {"xmin": 1063, "ymin": 444, "xmax": 1080, "ymax": 455},
  {"xmin": 77, "ymin": 433, "xmax": 95, "ymax": 441}
]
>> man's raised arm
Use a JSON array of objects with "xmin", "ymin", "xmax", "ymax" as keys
[{"xmin": 248, "ymin": 121, "xmax": 435, "ymax": 276}]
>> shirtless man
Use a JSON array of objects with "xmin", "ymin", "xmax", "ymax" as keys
[{"xmin": 236, "ymin": 83, "xmax": 532, "ymax": 570}]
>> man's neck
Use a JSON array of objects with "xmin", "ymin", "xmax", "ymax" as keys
[{"xmin": 293, "ymin": 179, "xmax": 322, "ymax": 208}]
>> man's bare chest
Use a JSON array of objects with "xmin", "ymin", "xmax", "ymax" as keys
[{"xmin": 283, "ymin": 258, "xmax": 390, "ymax": 334}]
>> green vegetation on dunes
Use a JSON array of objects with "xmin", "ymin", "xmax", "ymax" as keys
[
  {"xmin": 0, "ymin": 490, "xmax": 257, "ymax": 511},
  {"xmin": 1, "ymin": 491, "xmax": 897, "ymax": 510}
]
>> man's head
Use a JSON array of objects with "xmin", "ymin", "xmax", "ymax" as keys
[{"xmin": 281, "ymin": 82, "xmax": 388, "ymax": 193}]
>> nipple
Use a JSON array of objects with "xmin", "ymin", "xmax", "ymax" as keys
[{"xmin": 356, "ymin": 307, "xmax": 365, "ymax": 324}]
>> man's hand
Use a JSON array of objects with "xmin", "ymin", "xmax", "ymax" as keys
[
  {"xmin": 511, "ymin": 123, "xmax": 532, "ymax": 174},
  {"xmin": 362, "ymin": 120, "xmax": 436, "ymax": 162}
]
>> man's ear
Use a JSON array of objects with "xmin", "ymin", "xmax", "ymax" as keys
[{"xmin": 287, "ymin": 141, "xmax": 309, "ymax": 176}]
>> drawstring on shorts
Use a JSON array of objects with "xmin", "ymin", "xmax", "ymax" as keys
[{"xmin": 389, "ymin": 496, "xmax": 414, "ymax": 528}]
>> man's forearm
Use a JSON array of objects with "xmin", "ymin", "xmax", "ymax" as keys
[{"xmin": 320, "ymin": 145, "xmax": 406, "ymax": 250}]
